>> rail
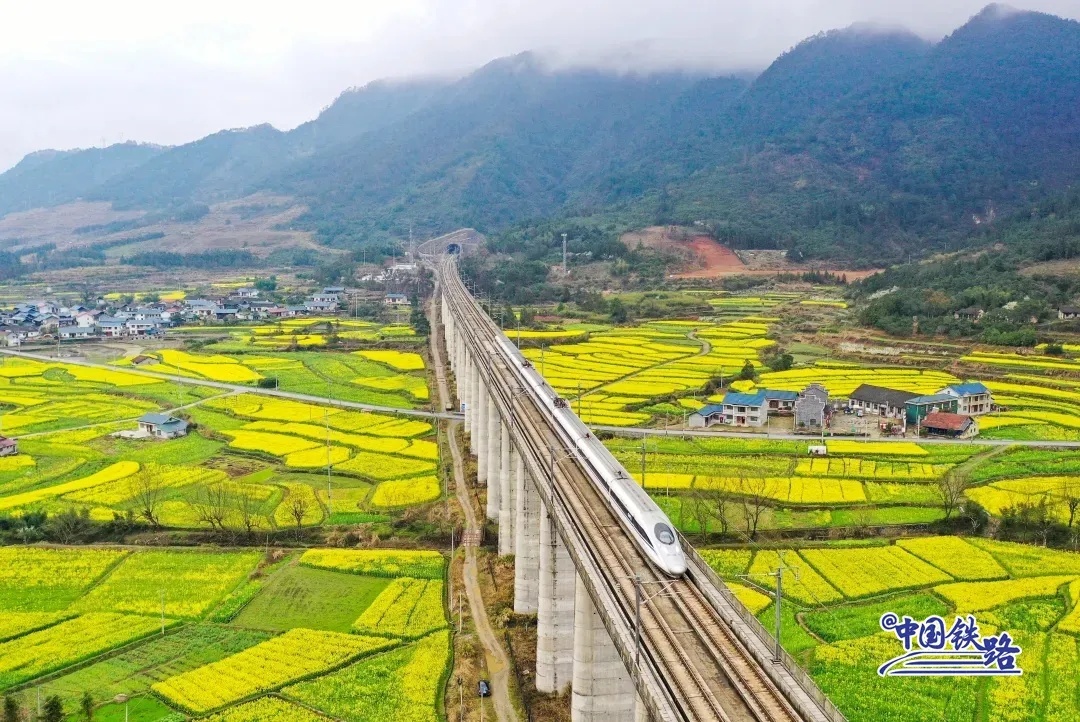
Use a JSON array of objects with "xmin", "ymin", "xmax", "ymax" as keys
[{"xmin": 437, "ymin": 256, "xmax": 839, "ymax": 722}]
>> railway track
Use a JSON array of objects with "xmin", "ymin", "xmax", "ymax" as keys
[{"xmin": 437, "ymin": 258, "xmax": 808, "ymax": 722}]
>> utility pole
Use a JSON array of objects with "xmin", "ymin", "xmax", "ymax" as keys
[
  {"xmin": 772, "ymin": 565, "xmax": 784, "ymax": 661},
  {"xmin": 634, "ymin": 574, "xmax": 642, "ymax": 666},
  {"xmin": 640, "ymin": 433, "xmax": 647, "ymax": 488},
  {"xmin": 325, "ymin": 378, "xmax": 333, "ymax": 516}
]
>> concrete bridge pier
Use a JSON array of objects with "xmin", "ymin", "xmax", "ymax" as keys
[
  {"xmin": 498, "ymin": 430, "xmax": 515, "ymax": 554},
  {"xmin": 537, "ymin": 501, "xmax": 575, "ymax": 694},
  {"xmin": 514, "ymin": 461, "xmax": 540, "ymax": 613},
  {"xmin": 477, "ymin": 379, "xmax": 489, "ymax": 481},
  {"xmin": 486, "ymin": 398, "xmax": 501, "ymax": 520},
  {"xmin": 571, "ymin": 574, "xmax": 636, "ymax": 721},
  {"xmin": 635, "ymin": 695, "xmax": 649, "ymax": 722},
  {"xmin": 470, "ymin": 357, "xmax": 481, "ymax": 456}
]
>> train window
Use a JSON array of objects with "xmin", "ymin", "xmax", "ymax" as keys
[
  {"xmin": 654, "ymin": 523, "xmax": 676, "ymax": 545},
  {"xmin": 632, "ymin": 519, "xmax": 653, "ymax": 547}
]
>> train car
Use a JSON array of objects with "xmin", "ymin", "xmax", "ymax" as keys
[{"xmin": 494, "ymin": 333, "xmax": 687, "ymax": 577}]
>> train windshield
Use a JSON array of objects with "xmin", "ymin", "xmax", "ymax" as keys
[{"xmin": 654, "ymin": 523, "xmax": 676, "ymax": 545}]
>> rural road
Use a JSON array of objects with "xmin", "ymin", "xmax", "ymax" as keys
[
  {"xmin": 593, "ymin": 424, "xmax": 1080, "ymax": 447},
  {"xmin": 5, "ymin": 348, "xmax": 1070, "ymax": 447},
  {"xmin": 428, "ymin": 290, "xmax": 518, "ymax": 722},
  {"xmin": 0, "ymin": 348, "xmax": 461, "ymax": 421}
]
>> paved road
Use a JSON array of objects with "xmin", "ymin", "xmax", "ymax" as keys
[
  {"xmin": 428, "ymin": 293, "xmax": 518, "ymax": 722},
  {"xmin": 592, "ymin": 424, "xmax": 1080, "ymax": 447},
  {"xmin": 0, "ymin": 348, "xmax": 461, "ymax": 421}
]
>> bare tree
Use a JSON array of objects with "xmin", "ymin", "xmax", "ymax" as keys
[
  {"xmin": 688, "ymin": 489, "xmax": 711, "ymax": 540},
  {"xmin": 290, "ymin": 495, "xmax": 310, "ymax": 538},
  {"xmin": 936, "ymin": 470, "xmax": 969, "ymax": 521},
  {"xmin": 189, "ymin": 485, "xmax": 233, "ymax": 531},
  {"xmin": 739, "ymin": 475, "xmax": 774, "ymax": 540},
  {"xmin": 710, "ymin": 487, "xmax": 732, "ymax": 537},
  {"xmin": 1061, "ymin": 479, "xmax": 1080, "ymax": 530},
  {"xmin": 234, "ymin": 491, "xmax": 262, "ymax": 538},
  {"xmin": 132, "ymin": 468, "xmax": 166, "ymax": 527}
]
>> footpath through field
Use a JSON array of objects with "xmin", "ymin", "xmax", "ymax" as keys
[
  {"xmin": 429, "ymin": 293, "xmax": 519, "ymax": 722},
  {"xmin": 0, "ymin": 348, "xmax": 460, "ymax": 421}
]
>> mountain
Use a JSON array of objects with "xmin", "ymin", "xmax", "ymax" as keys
[
  {"xmin": 0, "ymin": 143, "xmax": 163, "ymax": 216},
  {"xmin": 659, "ymin": 5, "xmax": 1080, "ymax": 260},
  {"xmin": 267, "ymin": 54, "xmax": 707, "ymax": 244},
  {"xmin": 287, "ymin": 78, "xmax": 451, "ymax": 153},
  {"xmin": 0, "ymin": 5, "xmax": 1077, "ymax": 263},
  {"xmin": 85, "ymin": 124, "xmax": 294, "ymax": 209}
]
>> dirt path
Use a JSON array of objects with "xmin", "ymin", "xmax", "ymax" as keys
[
  {"xmin": 11, "ymin": 390, "xmax": 236, "ymax": 439},
  {"xmin": 429, "ymin": 293, "xmax": 518, "ymax": 722}
]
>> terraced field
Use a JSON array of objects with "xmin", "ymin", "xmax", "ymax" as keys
[
  {"xmin": 0, "ymin": 546, "xmax": 450, "ymax": 721},
  {"xmin": 113, "ymin": 344, "xmax": 430, "ymax": 409},
  {"xmin": 0, "ymin": 389, "xmax": 444, "ymax": 530},
  {"xmin": 703, "ymin": 536, "xmax": 1080, "ymax": 722}
]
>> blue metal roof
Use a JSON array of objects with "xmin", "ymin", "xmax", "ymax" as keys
[
  {"xmin": 722, "ymin": 391, "xmax": 767, "ymax": 406},
  {"xmin": 695, "ymin": 404, "xmax": 726, "ymax": 417},
  {"xmin": 947, "ymin": 382, "xmax": 990, "ymax": 396},
  {"xmin": 906, "ymin": 393, "xmax": 956, "ymax": 406},
  {"xmin": 763, "ymin": 389, "xmax": 799, "ymax": 401}
]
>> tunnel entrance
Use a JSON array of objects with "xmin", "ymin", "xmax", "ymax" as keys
[{"xmin": 447, "ymin": 243, "xmax": 462, "ymax": 255}]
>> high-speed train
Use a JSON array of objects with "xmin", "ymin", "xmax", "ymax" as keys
[{"xmin": 492, "ymin": 332, "xmax": 688, "ymax": 577}]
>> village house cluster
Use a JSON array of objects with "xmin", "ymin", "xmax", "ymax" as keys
[
  {"xmin": 690, "ymin": 381, "xmax": 993, "ymax": 439},
  {"xmin": 0, "ymin": 286, "xmax": 358, "ymax": 346}
]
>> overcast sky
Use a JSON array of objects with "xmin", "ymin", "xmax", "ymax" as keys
[{"xmin": 1, "ymin": 0, "xmax": 1077, "ymax": 172}]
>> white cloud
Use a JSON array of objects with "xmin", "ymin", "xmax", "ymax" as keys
[{"xmin": 0, "ymin": 0, "xmax": 1077, "ymax": 170}]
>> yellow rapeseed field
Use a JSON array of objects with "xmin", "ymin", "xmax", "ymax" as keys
[
  {"xmin": 354, "ymin": 349, "xmax": 426, "ymax": 371},
  {"xmin": 799, "ymin": 546, "xmax": 952, "ymax": 598},
  {"xmin": 896, "ymin": 536, "xmax": 1008, "ymax": 580},
  {"xmin": 152, "ymin": 628, "xmax": 395, "ymax": 713},
  {"xmin": 300, "ymin": 548, "xmax": 444, "ymax": 579},
  {"xmin": 934, "ymin": 576, "xmax": 1076, "ymax": 613},
  {"xmin": 0, "ymin": 461, "xmax": 140, "ymax": 512},
  {"xmin": 371, "ymin": 475, "xmax": 441, "ymax": 507},
  {"xmin": 224, "ymin": 430, "xmax": 320, "ymax": 456}
]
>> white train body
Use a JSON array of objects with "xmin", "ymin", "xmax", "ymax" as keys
[{"xmin": 494, "ymin": 334, "xmax": 687, "ymax": 577}]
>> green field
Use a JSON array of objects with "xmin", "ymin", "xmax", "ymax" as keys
[
  {"xmin": 232, "ymin": 565, "xmax": 391, "ymax": 633},
  {"xmin": 705, "ymin": 536, "xmax": 1080, "ymax": 722},
  {"xmin": 0, "ymin": 546, "xmax": 449, "ymax": 721},
  {"xmin": 0, "ymin": 370, "xmax": 443, "ymax": 531}
]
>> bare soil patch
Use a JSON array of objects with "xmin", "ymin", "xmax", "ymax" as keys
[
  {"xmin": 0, "ymin": 202, "xmax": 143, "ymax": 251},
  {"xmin": 1, "ymin": 193, "xmax": 324, "ymax": 259}
]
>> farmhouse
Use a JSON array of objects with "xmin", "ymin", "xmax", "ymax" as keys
[
  {"xmin": 58, "ymin": 325, "xmax": 95, "ymax": 340},
  {"xmin": 1059, "ymin": 306, "xmax": 1080, "ymax": 320},
  {"xmin": 95, "ymin": 316, "xmax": 126, "ymax": 338},
  {"xmin": 0, "ymin": 436, "xmax": 17, "ymax": 457},
  {"xmin": 763, "ymin": 389, "xmax": 798, "ymax": 413},
  {"xmin": 384, "ymin": 293, "xmax": 410, "ymax": 307},
  {"xmin": 941, "ymin": 382, "xmax": 993, "ymax": 415},
  {"xmin": 688, "ymin": 404, "xmax": 725, "ymax": 428},
  {"xmin": 137, "ymin": 413, "xmax": 190, "ymax": 439},
  {"xmin": 848, "ymin": 384, "xmax": 917, "ymax": 418},
  {"xmin": 954, "ymin": 307, "xmax": 985, "ymax": 322},
  {"xmin": 795, "ymin": 395, "xmax": 827, "ymax": 429},
  {"xmin": 718, "ymin": 390, "xmax": 767, "ymax": 427},
  {"xmin": 905, "ymin": 393, "xmax": 959, "ymax": 426},
  {"xmin": 920, "ymin": 411, "xmax": 977, "ymax": 439}
]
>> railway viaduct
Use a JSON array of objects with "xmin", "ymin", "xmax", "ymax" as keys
[{"xmin": 430, "ymin": 247, "xmax": 846, "ymax": 722}]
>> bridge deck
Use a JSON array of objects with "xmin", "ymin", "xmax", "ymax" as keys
[{"xmin": 438, "ymin": 256, "xmax": 833, "ymax": 722}]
